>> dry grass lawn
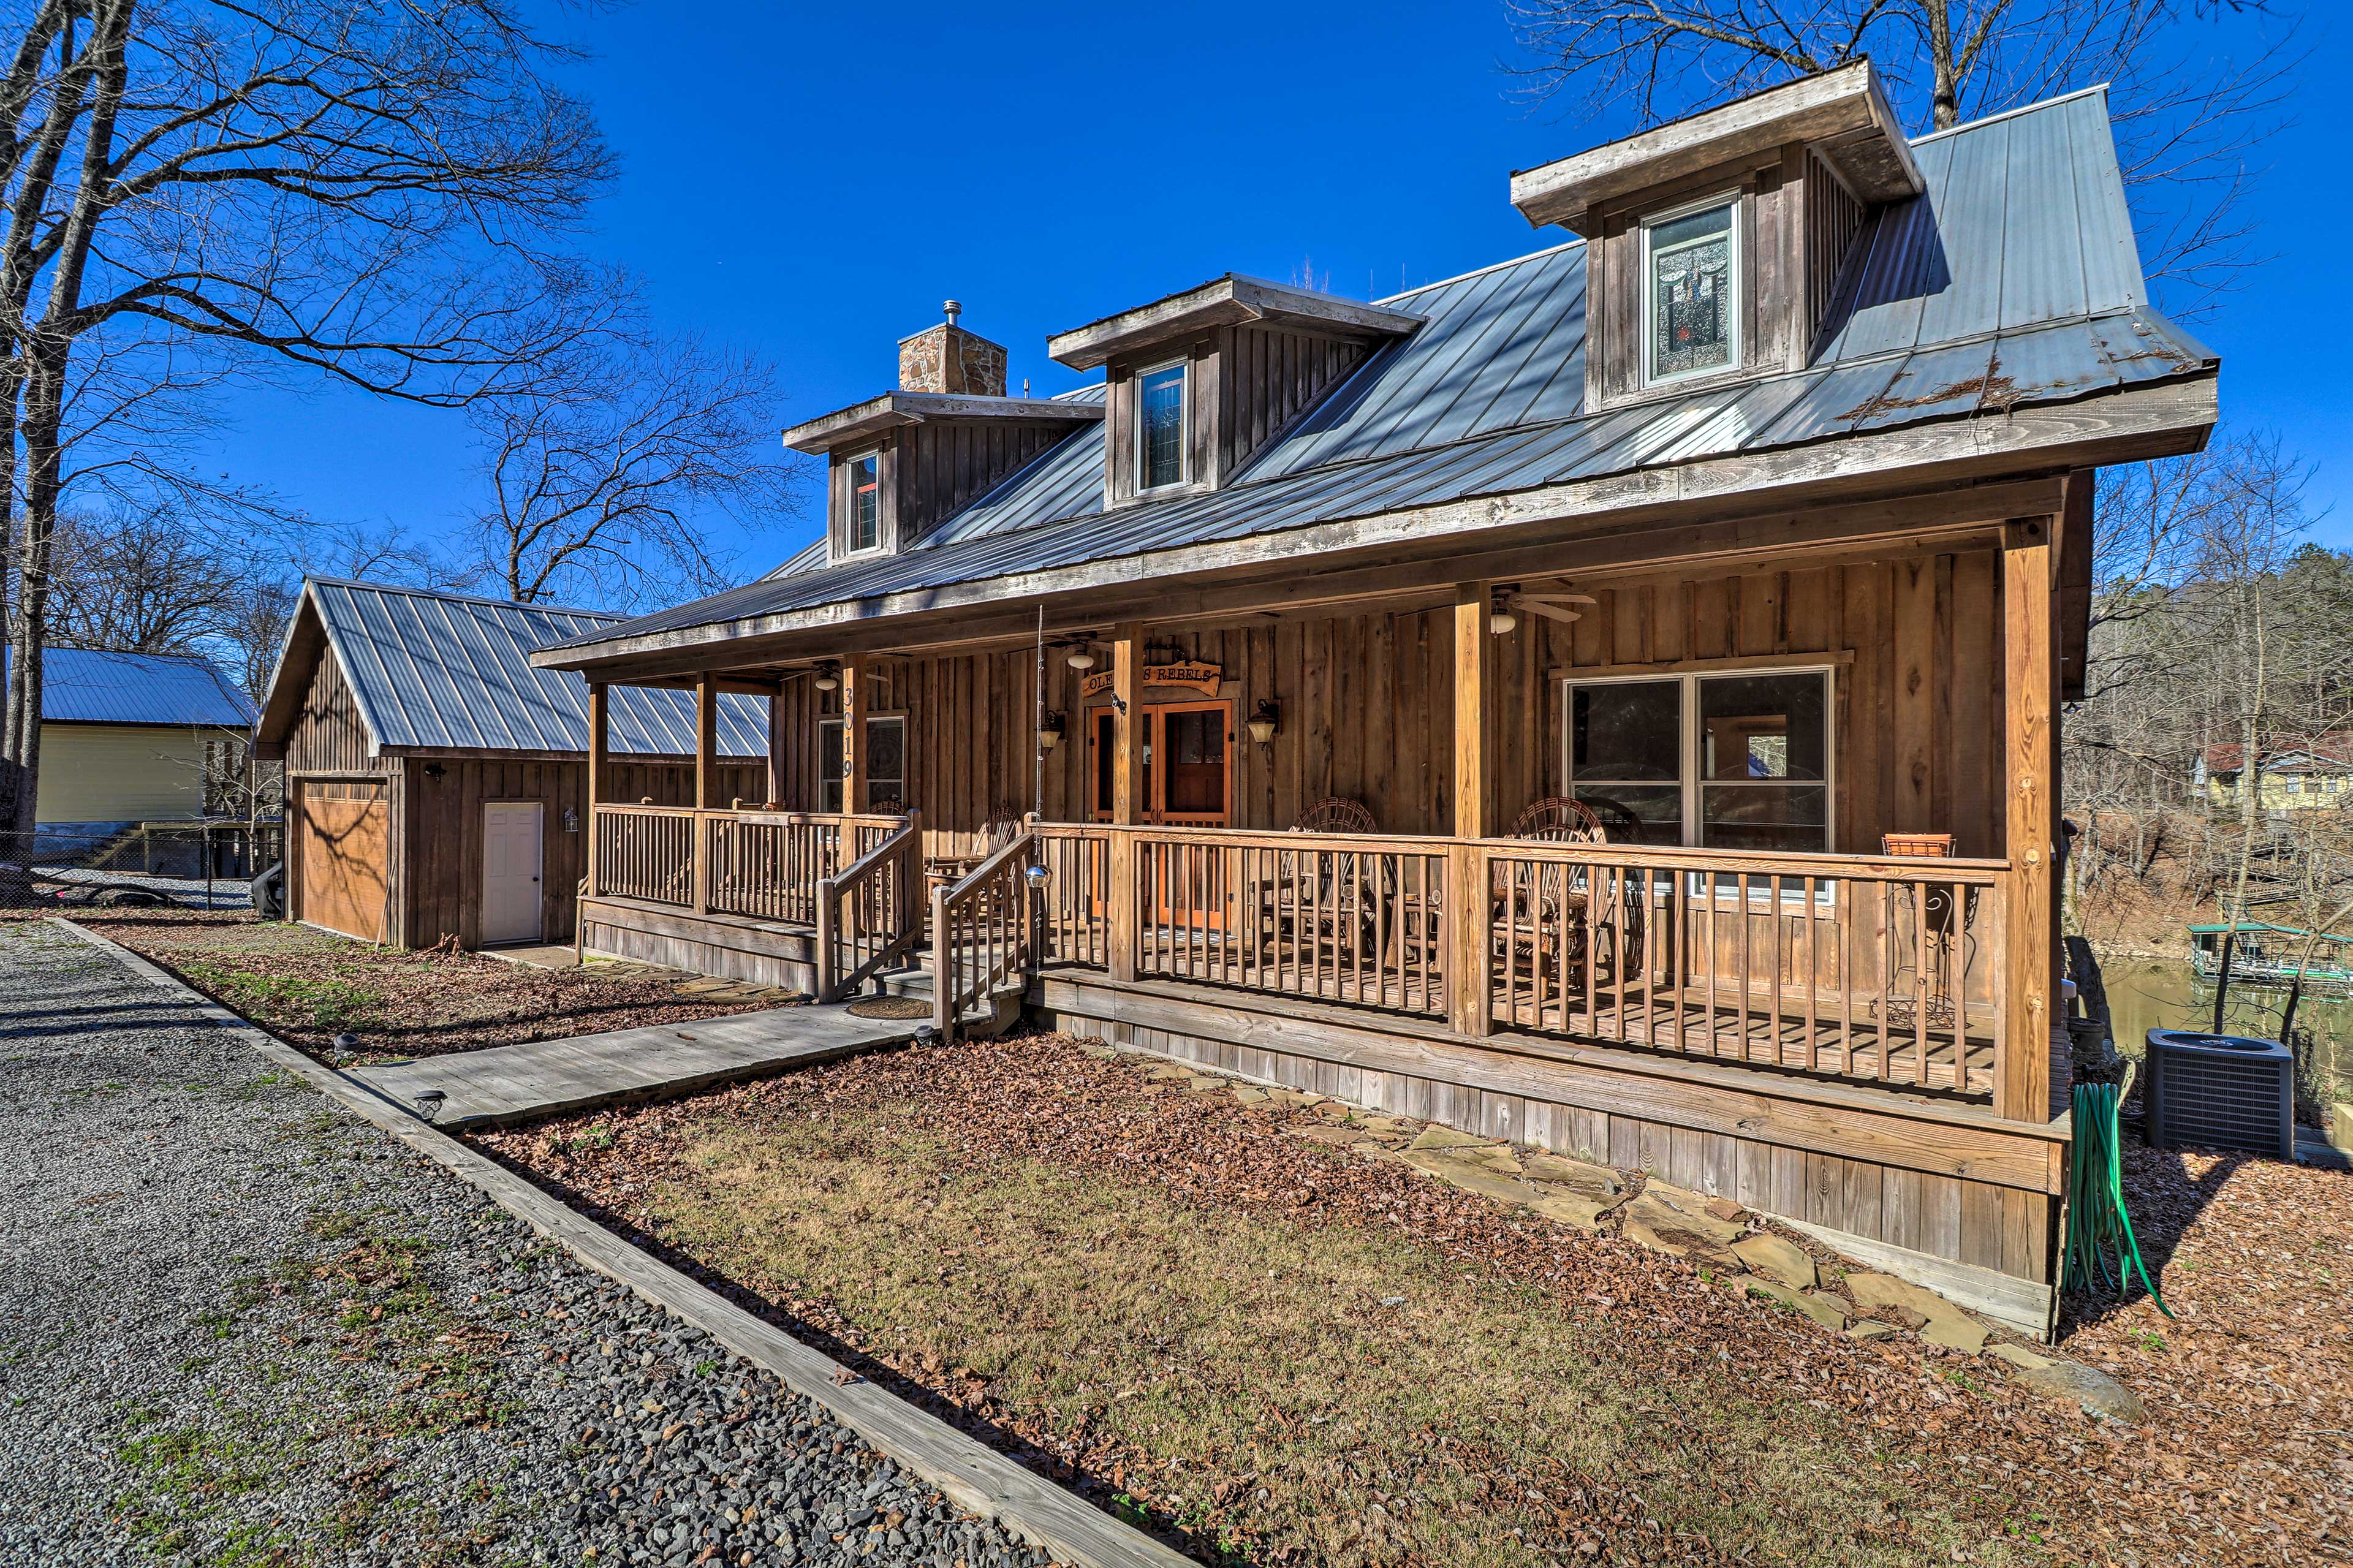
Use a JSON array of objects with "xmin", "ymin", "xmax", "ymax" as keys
[
  {"xmin": 29, "ymin": 910, "xmax": 796, "ymax": 1059},
  {"xmin": 659, "ymin": 1105, "xmax": 1997, "ymax": 1566},
  {"xmin": 488, "ymin": 1036, "xmax": 2163, "ymax": 1567}
]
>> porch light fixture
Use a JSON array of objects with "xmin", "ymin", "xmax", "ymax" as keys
[
  {"xmin": 1064, "ymin": 646, "xmax": 1096, "ymax": 671},
  {"xmin": 812, "ymin": 662, "xmax": 840, "ymax": 691},
  {"xmin": 1247, "ymin": 699, "xmax": 1281, "ymax": 746},
  {"xmin": 1038, "ymin": 711, "xmax": 1066, "ymax": 751},
  {"xmin": 1490, "ymin": 607, "xmax": 1518, "ymax": 635}
]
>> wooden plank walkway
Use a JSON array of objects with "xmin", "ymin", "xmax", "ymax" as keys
[{"xmin": 349, "ymin": 1006, "xmax": 920, "ymax": 1130}]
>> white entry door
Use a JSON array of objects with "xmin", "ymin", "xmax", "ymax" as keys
[{"xmin": 481, "ymin": 801, "xmax": 544, "ymax": 945}]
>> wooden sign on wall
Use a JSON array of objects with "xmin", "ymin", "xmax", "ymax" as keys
[{"xmin": 1081, "ymin": 660, "xmax": 1223, "ymax": 699}]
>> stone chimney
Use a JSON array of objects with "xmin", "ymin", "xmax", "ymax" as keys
[{"xmin": 898, "ymin": 300, "xmax": 1009, "ymax": 396}]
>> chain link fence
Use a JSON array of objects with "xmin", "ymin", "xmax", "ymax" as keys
[{"xmin": 0, "ymin": 820, "xmax": 282, "ymax": 910}]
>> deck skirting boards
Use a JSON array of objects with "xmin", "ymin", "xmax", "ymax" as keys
[
  {"xmin": 582, "ymin": 896, "xmax": 819, "ymax": 994},
  {"xmin": 1782, "ymin": 1219, "xmax": 2056, "ymax": 1339},
  {"xmin": 1035, "ymin": 969, "xmax": 2062, "ymax": 1339}
]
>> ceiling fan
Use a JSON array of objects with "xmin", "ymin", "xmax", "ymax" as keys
[{"xmin": 1491, "ymin": 586, "xmax": 1597, "ymax": 632}]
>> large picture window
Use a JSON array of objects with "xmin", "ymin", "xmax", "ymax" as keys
[
  {"xmin": 1643, "ymin": 198, "xmax": 1738, "ymax": 385},
  {"xmin": 1563, "ymin": 666, "xmax": 1833, "ymax": 854}
]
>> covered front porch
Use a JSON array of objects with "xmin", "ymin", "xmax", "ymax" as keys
[{"xmin": 556, "ymin": 494, "xmax": 2082, "ymax": 1331}]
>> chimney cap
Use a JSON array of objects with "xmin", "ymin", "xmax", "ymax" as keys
[{"xmin": 942, "ymin": 299, "xmax": 962, "ymax": 325}]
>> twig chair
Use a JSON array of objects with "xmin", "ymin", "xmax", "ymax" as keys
[{"xmin": 1491, "ymin": 799, "xmax": 1612, "ymax": 1017}]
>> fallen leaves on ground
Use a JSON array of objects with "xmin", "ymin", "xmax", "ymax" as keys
[
  {"xmin": 45, "ymin": 909, "xmax": 795, "ymax": 1059},
  {"xmin": 483, "ymin": 1031, "xmax": 2353, "ymax": 1566}
]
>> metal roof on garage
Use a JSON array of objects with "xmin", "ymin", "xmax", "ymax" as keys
[
  {"xmin": 544, "ymin": 85, "xmax": 2213, "ymax": 660},
  {"xmin": 292, "ymin": 580, "xmax": 767, "ymax": 756},
  {"xmin": 5, "ymin": 646, "xmax": 254, "ymax": 727}
]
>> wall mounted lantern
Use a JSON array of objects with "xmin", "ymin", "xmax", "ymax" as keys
[
  {"xmin": 422, "ymin": 762, "xmax": 447, "ymax": 781},
  {"xmin": 1247, "ymin": 699, "xmax": 1281, "ymax": 747},
  {"xmin": 1039, "ymin": 711, "xmax": 1066, "ymax": 751}
]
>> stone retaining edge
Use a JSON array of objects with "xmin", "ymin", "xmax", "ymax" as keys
[{"xmin": 50, "ymin": 918, "xmax": 1192, "ymax": 1568}]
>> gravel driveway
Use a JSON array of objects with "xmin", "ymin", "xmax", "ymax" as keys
[{"xmin": 0, "ymin": 921, "xmax": 1051, "ymax": 1568}]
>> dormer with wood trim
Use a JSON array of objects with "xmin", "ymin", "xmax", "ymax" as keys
[
  {"xmin": 1510, "ymin": 61, "xmax": 1922, "ymax": 413},
  {"xmin": 782, "ymin": 303, "xmax": 1103, "ymax": 562},
  {"xmin": 1047, "ymin": 276, "xmax": 1422, "ymax": 509}
]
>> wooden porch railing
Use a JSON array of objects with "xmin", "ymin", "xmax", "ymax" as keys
[
  {"xmin": 1029, "ymin": 823, "xmax": 2010, "ymax": 1100},
  {"xmin": 593, "ymin": 805, "xmax": 697, "ymax": 905},
  {"xmin": 594, "ymin": 809, "xmax": 2018, "ymax": 1102},
  {"xmin": 591, "ymin": 804, "xmax": 905, "ymax": 921},
  {"xmin": 931, "ymin": 830, "xmax": 1037, "ymax": 1043},
  {"xmin": 816, "ymin": 811, "xmax": 925, "ymax": 1002},
  {"xmin": 1478, "ymin": 842, "xmax": 2007, "ymax": 1097}
]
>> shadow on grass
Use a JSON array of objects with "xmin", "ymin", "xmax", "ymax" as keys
[{"xmin": 464, "ymin": 1141, "xmax": 1209, "ymax": 1562}]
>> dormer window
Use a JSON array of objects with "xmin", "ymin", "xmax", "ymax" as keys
[
  {"xmin": 846, "ymin": 451, "xmax": 881, "ymax": 553},
  {"xmin": 1645, "ymin": 199, "xmax": 1738, "ymax": 385},
  {"xmin": 1137, "ymin": 362, "xmax": 1187, "ymax": 491}
]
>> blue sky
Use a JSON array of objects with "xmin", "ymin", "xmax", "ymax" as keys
[{"xmin": 209, "ymin": 1, "xmax": 2347, "ymax": 583}]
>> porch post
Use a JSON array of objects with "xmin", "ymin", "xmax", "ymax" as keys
[
  {"xmin": 839, "ymin": 658, "xmax": 866, "ymax": 814},
  {"xmin": 2000, "ymin": 517, "xmax": 2059, "ymax": 1123},
  {"xmin": 694, "ymin": 672, "xmax": 718, "ymax": 914},
  {"xmin": 585, "ymin": 681, "xmax": 607, "ymax": 898},
  {"xmin": 1108, "ymin": 621, "xmax": 1145, "ymax": 983},
  {"xmin": 1452, "ymin": 583, "xmax": 1490, "ymax": 838},
  {"xmin": 694, "ymin": 673, "xmax": 719, "ymax": 809},
  {"xmin": 764, "ymin": 691, "xmax": 784, "ymax": 809},
  {"xmin": 1450, "ymin": 583, "xmax": 1492, "ymax": 1037},
  {"xmin": 1110, "ymin": 623, "xmax": 1145, "ymax": 826}
]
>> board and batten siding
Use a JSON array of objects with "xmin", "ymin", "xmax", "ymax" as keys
[
  {"xmin": 33, "ymin": 723, "xmax": 211, "ymax": 823},
  {"xmin": 771, "ymin": 540, "xmax": 2007, "ymax": 860},
  {"xmin": 402, "ymin": 756, "xmax": 764, "ymax": 950},
  {"xmin": 284, "ymin": 638, "xmax": 394, "ymax": 777}
]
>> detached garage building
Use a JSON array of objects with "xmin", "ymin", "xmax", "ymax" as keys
[{"xmin": 255, "ymin": 579, "xmax": 771, "ymax": 948}]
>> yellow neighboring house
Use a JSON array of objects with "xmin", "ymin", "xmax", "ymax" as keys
[
  {"xmin": 2199, "ymin": 735, "xmax": 2353, "ymax": 814},
  {"xmin": 2, "ymin": 647, "xmax": 256, "ymax": 828}
]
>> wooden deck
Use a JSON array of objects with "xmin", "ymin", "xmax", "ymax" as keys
[{"xmin": 348, "ymin": 1004, "xmax": 921, "ymax": 1130}]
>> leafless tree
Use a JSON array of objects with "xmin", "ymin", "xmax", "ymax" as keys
[
  {"xmin": 0, "ymin": 0, "xmax": 618, "ymax": 838},
  {"xmin": 37, "ymin": 502, "xmax": 248, "ymax": 654},
  {"xmin": 1504, "ymin": 0, "xmax": 2299, "ymax": 312},
  {"xmin": 469, "ymin": 331, "xmax": 798, "ymax": 609}
]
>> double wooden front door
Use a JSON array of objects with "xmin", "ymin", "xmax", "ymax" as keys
[{"xmin": 1089, "ymin": 700, "xmax": 1232, "ymax": 826}]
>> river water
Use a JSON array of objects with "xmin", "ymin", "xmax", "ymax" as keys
[{"xmin": 2099, "ymin": 954, "xmax": 2353, "ymax": 1112}]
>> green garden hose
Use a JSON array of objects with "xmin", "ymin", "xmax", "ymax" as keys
[{"xmin": 2061, "ymin": 1080, "xmax": 2173, "ymax": 1317}]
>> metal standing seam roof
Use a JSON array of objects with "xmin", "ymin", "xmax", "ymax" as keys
[
  {"xmin": 302, "ymin": 580, "xmax": 768, "ymax": 756},
  {"xmin": 544, "ymin": 86, "xmax": 2215, "ymax": 657},
  {"xmin": 4, "ymin": 646, "xmax": 254, "ymax": 727}
]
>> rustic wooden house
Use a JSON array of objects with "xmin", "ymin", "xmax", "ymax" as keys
[
  {"xmin": 254, "ymin": 580, "xmax": 769, "ymax": 947},
  {"xmin": 528, "ymin": 68, "xmax": 2219, "ymax": 1336}
]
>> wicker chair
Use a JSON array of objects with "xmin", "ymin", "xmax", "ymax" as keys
[
  {"xmin": 925, "ymin": 803, "xmax": 1026, "ymax": 895},
  {"xmin": 1257, "ymin": 799, "xmax": 1384, "ymax": 972},
  {"xmin": 1492, "ymin": 799, "xmax": 1610, "ymax": 1013},
  {"xmin": 1293, "ymin": 797, "xmax": 1378, "ymax": 835}
]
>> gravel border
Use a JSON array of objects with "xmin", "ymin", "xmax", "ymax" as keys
[
  {"xmin": 0, "ymin": 920, "xmax": 1097, "ymax": 1567},
  {"xmin": 37, "ymin": 917, "xmax": 1187, "ymax": 1568}
]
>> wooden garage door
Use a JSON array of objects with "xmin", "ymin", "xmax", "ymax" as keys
[{"xmin": 298, "ymin": 787, "xmax": 389, "ymax": 941}]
